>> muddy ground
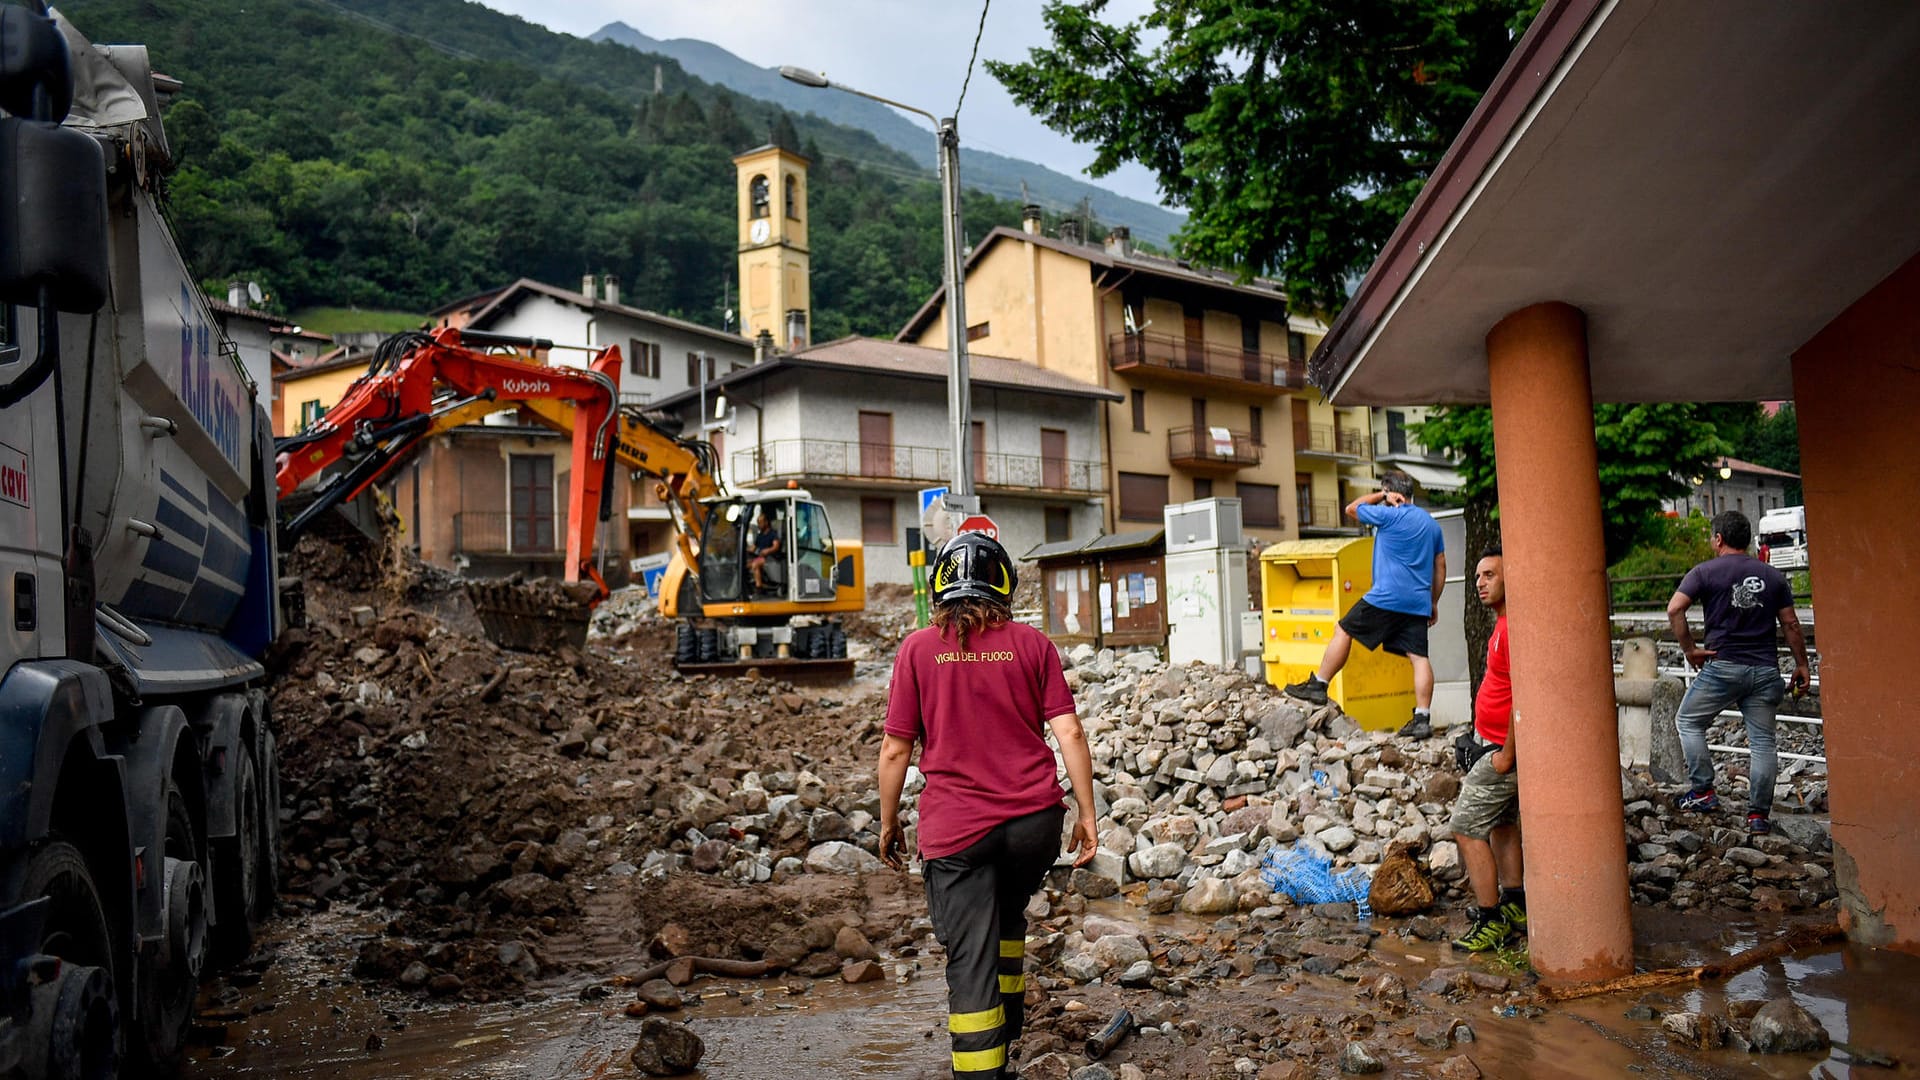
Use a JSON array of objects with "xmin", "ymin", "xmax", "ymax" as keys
[{"xmin": 180, "ymin": 539, "xmax": 1919, "ymax": 1079}]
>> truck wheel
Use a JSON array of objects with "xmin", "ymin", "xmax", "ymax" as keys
[
  {"xmin": 20, "ymin": 841, "xmax": 122, "ymax": 1080},
  {"xmin": 137, "ymin": 783, "xmax": 206, "ymax": 1073},
  {"xmin": 259, "ymin": 727, "xmax": 282, "ymax": 908},
  {"xmin": 213, "ymin": 747, "xmax": 262, "ymax": 962}
]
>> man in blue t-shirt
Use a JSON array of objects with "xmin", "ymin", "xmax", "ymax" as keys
[
  {"xmin": 1284, "ymin": 470, "xmax": 1447, "ymax": 739},
  {"xmin": 1667, "ymin": 510, "xmax": 1810, "ymax": 835}
]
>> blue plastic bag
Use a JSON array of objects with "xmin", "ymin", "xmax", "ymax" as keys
[{"xmin": 1260, "ymin": 841, "xmax": 1373, "ymax": 919}]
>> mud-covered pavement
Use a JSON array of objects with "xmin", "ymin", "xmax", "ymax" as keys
[{"xmin": 179, "ymin": 540, "xmax": 1919, "ymax": 1078}]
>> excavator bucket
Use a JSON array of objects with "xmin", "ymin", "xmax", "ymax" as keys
[{"xmin": 465, "ymin": 579, "xmax": 599, "ymax": 652}]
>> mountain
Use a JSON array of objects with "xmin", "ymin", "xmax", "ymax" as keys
[
  {"xmin": 589, "ymin": 21, "xmax": 1185, "ymax": 248},
  {"xmin": 62, "ymin": 0, "xmax": 1092, "ymax": 340}
]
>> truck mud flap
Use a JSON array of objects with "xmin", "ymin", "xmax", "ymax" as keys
[
  {"xmin": 465, "ymin": 580, "xmax": 597, "ymax": 653},
  {"xmin": 671, "ymin": 657, "xmax": 855, "ymax": 683}
]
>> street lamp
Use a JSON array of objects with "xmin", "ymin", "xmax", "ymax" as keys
[{"xmin": 780, "ymin": 65, "xmax": 976, "ymax": 505}]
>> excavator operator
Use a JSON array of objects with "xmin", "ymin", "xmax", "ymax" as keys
[
  {"xmin": 877, "ymin": 534, "xmax": 1098, "ymax": 1078},
  {"xmin": 749, "ymin": 507, "xmax": 784, "ymax": 593}
]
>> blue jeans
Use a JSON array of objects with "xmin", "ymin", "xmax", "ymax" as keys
[{"xmin": 1675, "ymin": 660, "xmax": 1786, "ymax": 815}]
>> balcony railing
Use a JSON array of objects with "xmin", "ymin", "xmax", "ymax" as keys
[
  {"xmin": 1296, "ymin": 501, "xmax": 1344, "ymax": 530},
  {"xmin": 733, "ymin": 439, "xmax": 1104, "ymax": 494},
  {"xmin": 1294, "ymin": 422, "xmax": 1368, "ymax": 459},
  {"xmin": 452, "ymin": 509, "xmax": 568, "ymax": 554},
  {"xmin": 1167, "ymin": 426, "xmax": 1260, "ymax": 470},
  {"xmin": 1107, "ymin": 332, "xmax": 1304, "ymax": 392},
  {"xmin": 1374, "ymin": 427, "xmax": 1451, "ymax": 462}
]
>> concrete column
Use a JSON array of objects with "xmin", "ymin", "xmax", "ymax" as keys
[
  {"xmin": 1484, "ymin": 301, "xmax": 1633, "ymax": 983},
  {"xmin": 1792, "ymin": 249, "xmax": 1920, "ymax": 954}
]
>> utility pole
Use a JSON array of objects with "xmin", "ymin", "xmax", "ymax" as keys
[{"xmin": 938, "ymin": 117, "xmax": 973, "ymax": 502}]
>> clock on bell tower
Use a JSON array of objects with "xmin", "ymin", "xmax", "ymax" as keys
[{"xmin": 733, "ymin": 144, "xmax": 812, "ymax": 350}]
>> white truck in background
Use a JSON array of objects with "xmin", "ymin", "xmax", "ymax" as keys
[
  {"xmin": 2, "ymin": 6, "xmax": 283, "ymax": 1076},
  {"xmin": 1757, "ymin": 505, "xmax": 1809, "ymax": 571}
]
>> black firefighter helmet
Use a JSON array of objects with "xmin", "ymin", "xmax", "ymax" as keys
[{"xmin": 930, "ymin": 533, "xmax": 1017, "ymax": 607}]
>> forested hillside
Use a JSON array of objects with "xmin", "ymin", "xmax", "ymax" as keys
[{"xmin": 65, "ymin": 0, "xmax": 1053, "ymax": 338}]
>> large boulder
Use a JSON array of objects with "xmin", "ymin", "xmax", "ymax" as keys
[
  {"xmin": 1179, "ymin": 877, "xmax": 1238, "ymax": 915},
  {"xmin": 629, "ymin": 1017, "xmax": 705, "ymax": 1075},
  {"xmin": 803, "ymin": 841, "xmax": 883, "ymax": 875},
  {"xmin": 1128, "ymin": 842, "xmax": 1187, "ymax": 880},
  {"xmin": 1748, "ymin": 998, "xmax": 1829, "ymax": 1054}
]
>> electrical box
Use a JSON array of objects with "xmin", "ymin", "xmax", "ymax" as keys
[
  {"xmin": 1162, "ymin": 497, "xmax": 1242, "ymax": 555},
  {"xmin": 1258, "ymin": 537, "xmax": 1414, "ymax": 731},
  {"xmin": 1165, "ymin": 546, "xmax": 1247, "ymax": 667}
]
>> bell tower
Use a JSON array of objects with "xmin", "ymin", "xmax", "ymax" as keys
[{"xmin": 733, "ymin": 144, "xmax": 812, "ymax": 350}]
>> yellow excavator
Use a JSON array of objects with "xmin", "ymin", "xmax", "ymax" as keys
[{"xmin": 276, "ymin": 327, "xmax": 864, "ymax": 676}]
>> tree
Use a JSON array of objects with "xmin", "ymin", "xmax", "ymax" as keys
[{"xmin": 989, "ymin": 0, "xmax": 1540, "ymax": 311}]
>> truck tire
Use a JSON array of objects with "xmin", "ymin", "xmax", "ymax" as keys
[
  {"xmin": 260, "ymin": 727, "xmax": 282, "ymax": 907},
  {"xmin": 213, "ymin": 746, "xmax": 262, "ymax": 962},
  {"xmin": 19, "ymin": 841, "xmax": 122, "ymax": 1080},
  {"xmin": 136, "ymin": 782, "xmax": 206, "ymax": 1074}
]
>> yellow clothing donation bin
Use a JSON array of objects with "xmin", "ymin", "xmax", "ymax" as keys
[{"xmin": 1258, "ymin": 538, "xmax": 1415, "ymax": 731}]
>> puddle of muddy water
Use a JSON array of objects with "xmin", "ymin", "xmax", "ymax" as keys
[{"xmin": 187, "ymin": 904, "xmax": 1920, "ymax": 1080}]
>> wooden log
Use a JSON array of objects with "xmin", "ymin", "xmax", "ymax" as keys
[{"xmin": 1538, "ymin": 922, "xmax": 1842, "ymax": 1003}]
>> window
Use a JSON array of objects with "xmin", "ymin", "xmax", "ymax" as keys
[
  {"xmin": 1287, "ymin": 332, "xmax": 1307, "ymax": 365},
  {"xmin": 1249, "ymin": 406, "xmax": 1263, "ymax": 446},
  {"xmin": 1240, "ymin": 482, "xmax": 1280, "ymax": 528},
  {"xmin": 628, "ymin": 339, "xmax": 660, "ymax": 378},
  {"xmin": 784, "ymin": 174, "xmax": 800, "ymax": 220},
  {"xmin": 794, "ymin": 500, "xmax": 836, "ymax": 595},
  {"xmin": 966, "ymin": 321, "xmax": 991, "ymax": 342},
  {"xmin": 861, "ymin": 497, "xmax": 896, "ymax": 545},
  {"xmin": 509, "ymin": 455, "xmax": 556, "ymax": 552},
  {"xmin": 1041, "ymin": 428, "xmax": 1067, "ymax": 490},
  {"xmin": 1296, "ymin": 473, "xmax": 1315, "ymax": 527},
  {"xmin": 1192, "ymin": 478, "xmax": 1213, "ymax": 500},
  {"xmin": 1386, "ymin": 409, "xmax": 1407, "ymax": 455},
  {"xmin": 299, "ymin": 400, "xmax": 326, "ymax": 431},
  {"xmin": 749, "ymin": 174, "xmax": 770, "ymax": 219},
  {"xmin": 859, "ymin": 411, "xmax": 893, "ymax": 478},
  {"xmin": 1191, "ymin": 397, "xmax": 1207, "ymax": 433},
  {"xmin": 1118, "ymin": 471, "xmax": 1169, "ymax": 522},
  {"xmin": 686, "ymin": 352, "xmax": 714, "ymax": 387},
  {"xmin": 1044, "ymin": 506, "xmax": 1072, "ymax": 543},
  {"xmin": 1130, "ymin": 389, "xmax": 1146, "ymax": 433}
]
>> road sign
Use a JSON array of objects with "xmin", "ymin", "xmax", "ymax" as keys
[{"xmin": 956, "ymin": 514, "xmax": 999, "ymax": 541}]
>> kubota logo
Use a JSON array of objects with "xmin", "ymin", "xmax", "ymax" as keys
[{"xmin": 501, "ymin": 378, "xmax": 552, "ymax": 394}]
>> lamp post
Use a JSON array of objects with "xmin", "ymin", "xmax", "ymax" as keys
[{"xmin": 780, "ymin": 65, "xmax": 975, "ymax": 505}]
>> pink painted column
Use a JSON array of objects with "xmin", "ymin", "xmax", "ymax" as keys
[{"xmin": 1485, "ymin": 302, "xmax": 1633, "ymax": 983}]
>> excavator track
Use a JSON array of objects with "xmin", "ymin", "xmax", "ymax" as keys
[{"xmin": 671, "ymin": 657, "xmax": 856, "ymax": 683}]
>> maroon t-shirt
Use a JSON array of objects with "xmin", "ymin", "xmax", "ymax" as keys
[{"xmin": 884, "ymin": 621, "xmax": 1077, "ymax": 860}]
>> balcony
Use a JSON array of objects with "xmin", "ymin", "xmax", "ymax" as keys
[
  {"xmin": 1296, "ymin": 500, "xmax": 1355, "ymax": 533},
  {"xmin": 1107, "ymin": 332, "xmax": 1302, "ymax": 397},
  {"xmin": 733, "ymin": 440, "xmax": 1105, "ymax": 495},
  {"xmin": 452, "ymin": 509, "xmax": 569, "ymax": 554},
  {"xmin": 1294, "ymin": 422, "xmax": 1369, "ymax": 460},
  {"xmin": 1167, "ymin": 426, "xmax": 1261, "ymax": 472},
  {"xmin": 1373, "ymin": 427, "xmax": 1451, "ymax": 463}
]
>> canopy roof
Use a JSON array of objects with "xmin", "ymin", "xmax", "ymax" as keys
[{"xmin": 1312, "ymin": 1, "xmax": 1920, "ymax": 406}]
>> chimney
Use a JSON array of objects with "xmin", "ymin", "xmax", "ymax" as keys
[
  {"xmin": 785, "ymin": 309, "xmax": 809, "ymax": 351},
  {"xmin": 602, "ymin": 273, "xmax": 620, "ymax": 306},
  {"xmin": 581, "ymin": 273, "xmax": 598, "ymax": 300},
  {"xmin": 1021, "ymin": 205, "xmax": 1043, "ymax": 235},
  {"xmin": 227, "ymin": 281, "xmax": 247, "ymax": 308},
  {"xmin": 754, "ymin": 328, "xmax": 775, "ymax": 363},
  {"xmin": 1104, "ymin": 226, "xmax": 1131, "ymax": 258},
  {"xmin": 1058, "ymin": 220, "xmax": 1082, "ymax": 245}
]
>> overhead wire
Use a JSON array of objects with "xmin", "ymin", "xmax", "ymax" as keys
[{"xmin": 954, "ymin": 0, "xmax": 992, "ymax": 120}]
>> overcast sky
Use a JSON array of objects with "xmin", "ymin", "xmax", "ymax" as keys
[{"xmin": 471, "ymin": 0, "xmax": 1165, "ymax": 206}]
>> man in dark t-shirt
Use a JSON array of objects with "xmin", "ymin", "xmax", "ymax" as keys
[{"xmin": 1667, "ymin": 511, "xmax": 1811, "ymax": 834}]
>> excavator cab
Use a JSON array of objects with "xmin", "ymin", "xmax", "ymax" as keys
[{"xmin": 696, "ymin": 491, "xmax": 839, "ymax": 606}]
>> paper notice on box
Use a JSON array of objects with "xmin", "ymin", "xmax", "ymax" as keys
[{"xmin": 1144, "ymin": 577, "xmax": 1157, "ymax": 605}]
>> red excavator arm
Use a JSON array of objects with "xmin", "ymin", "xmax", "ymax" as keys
[{"xmin": 275, "ymin": 327, "xmax": 623, "ymax": 587}]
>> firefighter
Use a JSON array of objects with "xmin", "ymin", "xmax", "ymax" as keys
[{"xmin": 877, "ymin": 533, "xmax": 1098, "ymax": 1078}]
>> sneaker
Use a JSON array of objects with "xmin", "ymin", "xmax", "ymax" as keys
[
  {"xmin": 1451, "ymin": 911, "xmax": 1512, "ymax": 953},
  {"xmin": 1673, "ymin": 788, "xmax": 1720, "ymax": 813},
  {"xmin": 1282, "ymin": 677, "xmax": 1329, "ymax": 706},
  {"xmin": 1746, "ymin": 813, "xmax": 1772, "ymax": 835},
  {"xmin": 1497, "ymin": 901, "xmax": 1528, "ymax": 938},
  {"xmin": 1399, "ymin": 713, "xmax": 1432, "ymax": 741}
]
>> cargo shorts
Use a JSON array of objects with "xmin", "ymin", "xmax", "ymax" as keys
[{"xmin": 1449, "ymin": 750, "xmax": 1519, "ymax": 841}]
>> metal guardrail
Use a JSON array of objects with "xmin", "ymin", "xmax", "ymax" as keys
[
  {"xmin": 1613, "ymin": 657, "xmax": 1826, "ymax": 767},
  {"xmin": 1607, "ymin": 571, "xmax": 1813, "ymax": 614},
  {"xmin": 1168, "ymin": 426, "xmax": 1260, "ymax": 468},
  {"xmin": 733, "ymin": 439, "xmax": 1105, "ymax": 494},
  {"xmin": 1294, "ymin": 422, "xmax": 1368, "ymax": 458},
  {"xmin": 1106, "ymin": 331, "xmax": 1305, "ymax": 389},
  {"xmin": 452, "ymin": 509, "xmax": 566, "ymax": 554}
]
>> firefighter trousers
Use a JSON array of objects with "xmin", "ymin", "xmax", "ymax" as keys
[{"xmin": 923, "ymin": 805, "xmax": 1065, "ymax": 1078}]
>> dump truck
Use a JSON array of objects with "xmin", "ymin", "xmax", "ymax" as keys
[{"xmin": 1, "ymin": 6, "xmax": 283, "ymax": 1074}]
